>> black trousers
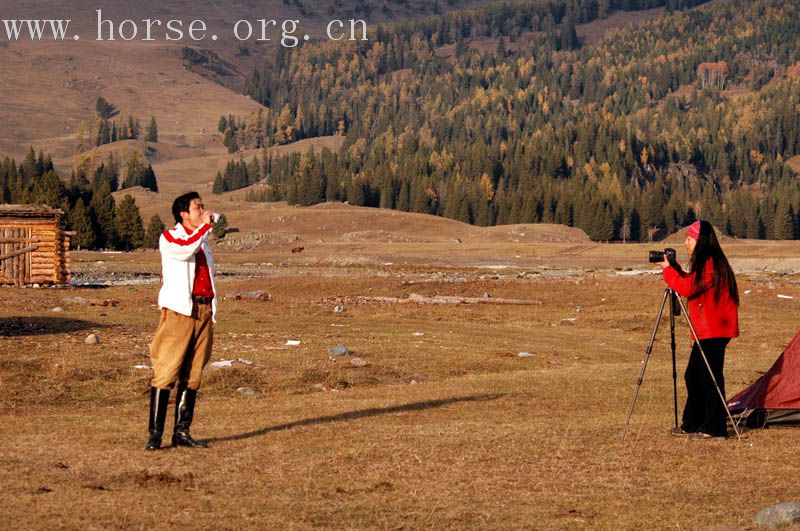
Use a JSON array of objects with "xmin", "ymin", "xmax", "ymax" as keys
[{"xmin": 680, "ymin": 338, "xmax": 730, "ymax": 437}]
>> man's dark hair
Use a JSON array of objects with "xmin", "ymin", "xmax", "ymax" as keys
[{"xmin": 172, "ymin": 192, "xmax": 201, "ymax": 224}]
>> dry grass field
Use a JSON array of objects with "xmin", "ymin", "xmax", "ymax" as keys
[
  {"xmin": 2, "ymin": 217, "xmax": 800, "ymax": 529},
  {"xmin": 3, "ymin": 1, "xmax": 800, "ymax": 527}
]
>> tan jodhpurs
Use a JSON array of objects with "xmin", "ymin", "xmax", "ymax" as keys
[{"xmin": 149, "ymin": 302, "xmax": 213, "ymax": 390}]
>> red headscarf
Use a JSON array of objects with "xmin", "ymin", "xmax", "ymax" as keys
[{"xmin": 687, "ymin": 221, "xmax": 701, "ymax": 240}]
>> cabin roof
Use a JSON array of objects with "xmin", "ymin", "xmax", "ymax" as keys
[{"xmin": 0, "ymin": 204, "xmax": 64, "ymax": 218}]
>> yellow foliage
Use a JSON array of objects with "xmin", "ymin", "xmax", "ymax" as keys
[
  {"xmin": 479, "ymin": 173, "xmax": 494, "ymax": 202},
  {"xmin": 584, "ymin": 163, "xmax": 597, "ymax": 183},
  {"xmin": 348, "ymin": 138, "xmax": 367, "ymax": 159},
  {"xmin": 598, "ymin": 169, "xmax": 623, "ymax": 202}
]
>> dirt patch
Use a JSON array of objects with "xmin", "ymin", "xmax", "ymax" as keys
[
  {"xmin": 577, "ymin": 7, "xmax": 665, "ymax": 45},
  {"xmin": 125, "ymin": 470, "xmax": 195, "ymax": 488}
]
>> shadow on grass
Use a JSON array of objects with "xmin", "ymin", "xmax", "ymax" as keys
[
  {"xmin": 203, "ymin": 393, "xmax": 506, "ymax": 445},
  {"xmin": 0, "ymin": 316, "xmax": 102, "ymax": 337}
]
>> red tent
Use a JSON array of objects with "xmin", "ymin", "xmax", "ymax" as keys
[{"xmin": 728, "ymin": 330, "xmax": 800, "ymax": 427}]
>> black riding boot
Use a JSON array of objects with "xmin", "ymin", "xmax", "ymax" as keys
[
  {"xmin": 172, "ymin": 385, "xmax": 208, "ymax": 448},
  {"xmin": 145, "ymin": 387, "xmax": 170, "ymax": 451}
]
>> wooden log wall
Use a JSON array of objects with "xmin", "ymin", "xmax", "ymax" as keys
[
  {"xmin": 30, "ymin": 225, "xmax": 57, "ymax": 282},
  {"xmin": 0, "ymin": 215, "xmax": 71, "ymax": 285},
  {"xmin": 0, "ymin": 226, "xmax": 31, "ymax": 285}
]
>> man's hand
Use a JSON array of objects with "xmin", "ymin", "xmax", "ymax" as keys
[{"xmin": 201, "ymin": 211, "xmax": 213, "ymax": 225}]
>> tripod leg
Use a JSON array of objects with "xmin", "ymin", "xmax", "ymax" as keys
[
  {"xmin": 621, "ymin": 288, "xmax": 671, "ymax": 442},
  {"xmin": 670, "ymin": 294, "xmax": 678, "ymax": 429},
  {"xmin": 674, "ymin": 296, "xmax": 742, "ymax": 441}
]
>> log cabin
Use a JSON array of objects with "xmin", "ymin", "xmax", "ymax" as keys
[{"xmin": 0, "ymin": 205, "xmax": 74, "ymax": 285}]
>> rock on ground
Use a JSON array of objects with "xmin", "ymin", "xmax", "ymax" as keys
[
  {"xmin": 329, "ymin": 344, "xmax": 349, "ymax": 356},
  {"xmin": 755, "ymin": 502, "xmax": 800, "ymax": 528},
  {"xmin": 225, "ymin": 290, "xmax": 271, "ymax": 301}
]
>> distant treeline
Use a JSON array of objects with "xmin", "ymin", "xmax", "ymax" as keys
[
  {"xmin": 76, "ymin": 97, "xmax": 159, "ymax": 151},
  {"xmin": 0, "ymin": 148, "xmax": 164, "ymax": 250},
  {"xmin": 231, "ymin": 0, "xmax": 800, "ymax": 241}
]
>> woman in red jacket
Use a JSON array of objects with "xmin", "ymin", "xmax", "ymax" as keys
[{"xmin": 658, "ymin": 220, "xmax": 739, "ymax": 439}]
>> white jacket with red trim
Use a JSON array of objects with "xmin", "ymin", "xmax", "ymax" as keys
[{"xmin": 158, "ymin": 222, "xmax": 217, "ymax": 322}]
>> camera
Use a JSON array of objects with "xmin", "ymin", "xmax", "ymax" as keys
[{"xmin": 649, "ymin": 247, "xmax": 676, "ymax": 264}]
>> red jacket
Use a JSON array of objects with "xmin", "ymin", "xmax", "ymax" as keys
[{"xmin": 662, "ymin": 260, "xmax": 739, "ymax": 341}]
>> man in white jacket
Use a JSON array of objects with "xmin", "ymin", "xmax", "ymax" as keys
[{"xmin": 146, "ymin": 191, "xmax": 218, "ymax": 451}]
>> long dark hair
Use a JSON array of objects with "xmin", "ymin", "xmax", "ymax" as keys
[{"xmin": 689, "ymin": 221, "xmax": 739, "ymax": 305}]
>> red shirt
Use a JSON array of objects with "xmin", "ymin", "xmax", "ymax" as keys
[
  {"xmin": 662, "ymin": 260, "xmax": 739, "ymax": 341},
  {"xmin": 192, "ymin": 249, "xmax": 214, "ymax": 298},
  {"xmin": 183, "ymin": 224, "xmax": 214, "ymax": 299}
]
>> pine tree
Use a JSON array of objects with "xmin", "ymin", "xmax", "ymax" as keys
[
  {"xmin": 90, "ymin": 182, "xmax": 117, "ymax": 249},
  {"xmin": 773, "ymin": 201, "xmax": 795, "ymax": 239},
  {"xmin": 591, "ymin": 204, "xmax": 615, "ymax": 241},
  {"xmin": 212, "ymin": 214, "xmax": 229, "ymax": 239},
  {"xmin": 141, "ymin": 164, "xmax": 158, "ymax": 192},
  {"xmin": 121, "ymin": 152, "xmax": 157, "ymax": 191},
  {"xmin": 445, "ymin": 186, "xmax": 471, "ymax": 223},
  {"xmin": 97, "ymin": 119, "xmax": 110, "ymax": 146},
  {"xmin": 286, "ymin": 175, "xmax": 299, "ymax": 205},
  {"xmin": 93, "ymin": 158, "xmax": 119, "ymax": 192},
  {"xmin": 143, "ymin": 214, "xmax": 165, "ymax": 249},
  {"xmin": 123, "ymin": 152, "xmax": 142, "ymax": 189},
  {"xmin": 224, "ymin": 128, "xmax": 237, "ymax": 153},
  {"xmin": 20, "ymin": 147, "xmax": 37, "ymax": 179},
  {"xmin": 305, "ymin": 159, "xmax": 325, "ymax": 205},
  {"xmin": 247, "ymin": 156, "xmax": 262, "ymax": 184},
  {"xmin": 346, "ymin": 178, "xmax": 365, "ymax": 206},
  {"xmin": 115, "ymin": 195, "xmax": 145, "ymax": 251},
  {"xmin": 496, "ymin": 36, "xmax": 507, "ymax": 58},
  {"xmin": 128, "ymin": 116, "xmax": 141, "ymax": 139},
  {"xmin": 145, "ymin": 117, "xmax": 158, "ymax": 142},
  {"xmin": 68, "ymin": 199, "xmax": 96, "ymax": 249},
  {"xmin": 560, "ymin": 18, "xmax": 580, "ymax": 51},
  {"xmin": 37, "ymin": 170, "xmax": 68, "ymax": 210},
  {"xmin": 95, "ymin": 97, "xmax": 114, "ymax": 119},
  {"xmin": 212, "ymin": 172, "xmax": 226, "ymax": 194},
  {"xmin": 396, "ymin": 180, "xmax": 411, "ymax": 211},
  {"xmin": 598, "ymin": 0, "xmax": 611, "ymax": 18},
  {"xmin": 379, "ymin": 178, "xmax": 394, "ymax": 209}
]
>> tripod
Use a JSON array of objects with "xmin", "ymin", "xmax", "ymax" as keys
[{"xmin": 621, "ymin": 287, "xmax": 741, "ymax": 442}]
